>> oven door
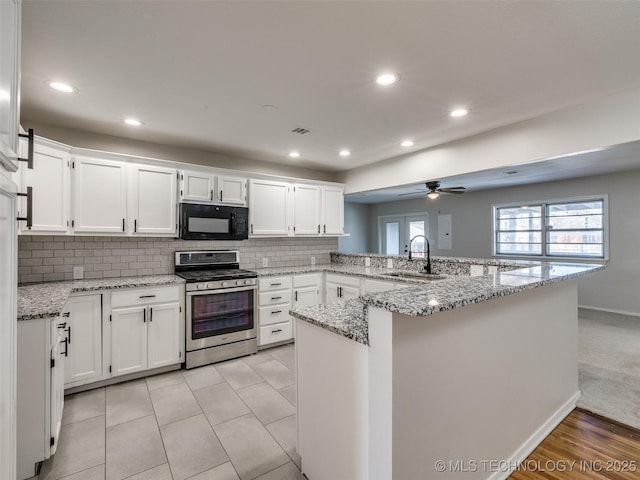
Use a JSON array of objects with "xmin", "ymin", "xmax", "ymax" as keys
[{"xmin": 186, "ymin": 286, "xmax": 257, "ymax": 351}]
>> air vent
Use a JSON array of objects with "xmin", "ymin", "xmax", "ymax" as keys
[{"xmin": 291, "ymin": 127, "xmax": 310, "ymax": 135}]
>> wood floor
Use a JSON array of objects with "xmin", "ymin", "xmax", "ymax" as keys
[{"xmin": 510, "ymin": 409, "xmax": 640, "ymax": 479}]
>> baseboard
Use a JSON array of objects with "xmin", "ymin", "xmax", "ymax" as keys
[
  {"xmin": 578, "ymin": 305, "xmax": 640, "ymax": 318},
  {"xmin": 486, "ymin": 391, "xmax": 581, "ymax": 480}
]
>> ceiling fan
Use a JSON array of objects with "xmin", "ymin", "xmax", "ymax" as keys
[{"xmin": 399, "ymin": 181, "xmax": 466, "ymax": 199}]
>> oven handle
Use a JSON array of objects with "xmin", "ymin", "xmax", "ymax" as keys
[{"xmin": 186, "ymin": 285, "xmax": 257, "ymax": 297}]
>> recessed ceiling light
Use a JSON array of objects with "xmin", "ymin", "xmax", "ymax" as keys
[
  {"xmin": 450, "ymin": 108, "xmax": 469, "ymax": 118},
  {"xmin": 376, "ymin": 73, "xmax": 397, "ymax": 86},
  {"xmin": 401, "ymin": 140, "xmax": 414, "ymax": 147},
  {"xmin": 339, "ymin": 150, "xmax": 351, "ymax": 157},
  {"xmin": 124, "ymin": 118, "xmax": 142, "ymax": 127},
  {"xmin": 49, "ymin": 81, "xmax": 75, "ymax": 93},
  {"xmin": 288, "ymin": 151, "xmax": 301, "ymax": 158}
]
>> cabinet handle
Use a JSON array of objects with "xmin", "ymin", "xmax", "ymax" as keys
[
  {"xmin": 61, "ymin": 312, "xmax": 71, "ymax": 317},
  {"xmin": 61, "ymin": 338, "xmax": 68, "ymax": 357},
  {"xmin": 210, "ymin": 189, "xmax": 214, "ymax": 201},
  {"xmin": 122, "ymin": 218, "xmax": 125, "ymax": 232},
  {"xmin": 338, "ymin": 286, "xmax": 342, "ymax": 298},
  {"xmin": 295, "ymin": 291, "xmax": 298, "ymax": 301},
  {"xmin": 143, "ymin": 309, "xmax": 146, "ymax": 323},
  {"xmin": 324, "ymin": 224, "xmax": 326, "ymax": 234},
  {"xmin": 220, "ymin": 190, "xmax": 223, "ymax": 202},
  {"xmin": 149, "ymin": 307, "xmax": 153, "ymax": 322},
  {"xmin": 318, "ymin": 224, "xmax": 320, "ymax": 234},
  {"xmin": 57, "ymin": 322, "xmax": 67, "ymax": 329},
  {"xmin": 17, "ymin": 128, "xmax": 34, "ymax": 169},
  {"xmin": 271, "ymin": 329, "xmax": 282, "ymax": 334},
  {"xmin": 134, "ymin": 219, "xmax": 137, "ymax": 233},
  {"xmin": 271, "ymin": 310, "xmax": 282, "ymax": 314},
  {"xmin": 251, "ymin": 224, "xmax": 253, "ymax": 234},
  {"xmin": 271, "ymin": 296, "xmax": 282, "ymax": 300},
  {"xmin": 139, "ymin": 295, "xmax": 156, "ymax": 299},
  {"xmin": 66, "ymin": 325, "xmax": 71, "ymax": 344},
  {"xmin": 16, "ymin": 186, "xmax": 33, "ymax": 228},
  {"xmin": 270, "ymin": 283, "xmax": 282, "ymax": 286}
]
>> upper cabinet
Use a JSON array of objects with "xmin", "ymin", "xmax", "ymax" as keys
[
  {"xmin": 293, "ymin": 184, "xmax": 321, "ymax": 235},
  {"xmin": 249, "ymin": 179, "xmax": 291, "ymax": 236},
  {"xmin": 72, "ymin": 156, "xmax": 128, "ymax": 234},
  {"xmin": 129, "ymin": 164, "xmax": 177, "ymax": 236},
  {"xmin": 180, "ymin": 170, "xmax": 246, "ymax": 206},
  {"xmin": 0, "ymin": 0, "xmax": 21, "ymax": 172},
  {"xmin": 17, "ymin": 137, "xmax": 70, "ymax": 233},
  {"xmin": 321, "ymin": 186, "xmax": 344, "ymax": 235}
]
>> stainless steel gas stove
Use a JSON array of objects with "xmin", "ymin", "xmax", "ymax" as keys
[{"xmin": 175, "ymin": 250, "xmax": 257, "ymax": 369}]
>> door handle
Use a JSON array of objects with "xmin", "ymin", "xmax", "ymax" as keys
[
  {"xmin": 61, "ymin": 338, "xmax": 68, "ymax": 357},
  {"xmin": 220, "ymin": 190, "xmax": 223, "ymax": 202},
  {"xmin": 143, "ymin": 309, "xmax": 146, "ymax": 323},
  {"xmin": 149, "ymin": 307, "xmax": 153, "ymax": 322},
  {"xmin": 210, "ymin": 189, "xmax": 214, "ymax": 201}
]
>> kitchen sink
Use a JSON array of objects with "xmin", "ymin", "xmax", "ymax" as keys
[{"xmin": 386, "ymin": 271, "xmax": 446, "ymax": 281}]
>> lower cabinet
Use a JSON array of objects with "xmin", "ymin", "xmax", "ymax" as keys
[
  {"xmin": 293, "ymin": 273, "xmax": 322, "ymax": 309},
  {"xmin": 61, "ymin": 294, "xmax": 102, "ymax": 386},
  {"xmin": 361, "ymin": 278, "xmax": 394, "ymax": 294},
  {"xmin": 258, "ymin": 276, "xmax": 294, "ymax": 347},
  {"xmin": 325, "ymin": 273, "xmax": 361, "ymax": 303},
  {"xmin": 110, "ymin": 286, "xmax": 182, "ymax": 376}
]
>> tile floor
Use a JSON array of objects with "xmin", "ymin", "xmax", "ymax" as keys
[{"xmin": 37, "ymin": 344, "xmax": 305, "ymax": 480}]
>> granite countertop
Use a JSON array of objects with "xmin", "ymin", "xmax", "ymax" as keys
[
  {"xmin": 17, "ymin": 275, "xmax": 184, "ymax": 322},
  {"xmin": 290, "ymin": 262, "xmax": 605, "ymax": 346}
]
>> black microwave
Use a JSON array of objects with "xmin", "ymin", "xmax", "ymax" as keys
[{"xmin": 179, "ymin": 203, "xmax": 249, "ymax": 240}]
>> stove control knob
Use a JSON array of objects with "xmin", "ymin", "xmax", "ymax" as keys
[
  {"xmin": 245, "ymin": 279, "xmax": 253, "ymax": 285},
  {"xmin": 236, "ymin": 280, "xmax": 243, "ymax": 286},
  {"xmin": 197, "ymin": 283, "xmax": 206, "ymax": 290},
  {"xmin": 221, "ymin": 281, "xmax": 229, "ymax": 287}
]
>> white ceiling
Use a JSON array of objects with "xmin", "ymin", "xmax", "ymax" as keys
[{"xmin": 21, "ymin": 1, "xmax": 640, "ymax": 173}]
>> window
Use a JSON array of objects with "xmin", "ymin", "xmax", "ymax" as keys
[
  {"xmin": 493, "ymin": 196, "xmax": 607, "ymax": 260},
  {"xmin": 379, "ymin": 214, "xmax": 429, "ymax": 256}
]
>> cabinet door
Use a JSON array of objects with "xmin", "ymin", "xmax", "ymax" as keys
[
  {"xmin": 325, "ymin": 282, "xmax": 340, "ymax": 304},
  {"xmin": 0, "ymin": 0, "xmax": 20, "ymax": 171},
  {"xmin": 62, "ymin": 295, "xmax": 102, "ymax": 385},
  {"xmin": 73, "ymin": 157, "xmax": 127, "ymax": 233},
  {"xmin": 361, "ymin": 279, "xmax": 394, "ymax": 294},
  {"xmin": 147, "ymin": 303, "xmax": 180, "ymax": 369},
  {"xmin": 218, "ymin": 175, "xmax": 246, "ymax": 205},
  {"xmin": 130, "ymin": 164, "xmax": 177, "ymax": 235},
  {"xmin": 321, "ymin": 186, "xmax": 344, "ymax": 235},
  {"xmin": 19, "ymin": 139, "xmax": 71, "ymax": 233},
  {"xmin": 294, "ymin": 184, "xmax": 321, "ymax": 235},
  {"xmin": 111, "ymin": 306, "xmax": 147, "ymax": 376},
  {"xmin": 340, "ymin": 285, "xmax": 361, "ymax": 300},
  {"xmin": 181, "ymin": 170, "xmax": 215, "ymax": 203},
  {"xmin": 249, "ymin": 179, "xmax": 290, "ymax": 236},
  {"xmin": 294, "ymin": 286, "xmax": 319, "ymax": 309}
]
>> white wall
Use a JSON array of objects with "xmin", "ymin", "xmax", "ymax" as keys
[
  {"xmin": 339, "ymin": 87, "xmax": 640, "ymax": 194},
  {"xmin": 357, "ymin": 169, "xmax": 640, "ymax": 315},
  {"xmin": 23, "ymin": 122, "xmax": 337, "ymax": 182}
]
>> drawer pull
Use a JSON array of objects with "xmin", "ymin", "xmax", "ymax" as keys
[
  {"xmin": 61, "ymin": 312, "xmax": 71, "ymax": 317},
  {"xmin": 139, "ymin": 295, "xmax": 156, "ymax": 299},
  {"xmin": 270, "ymin": 283, "xmax": 282, "ymax": 286},
  {"xmin": 271, "ymin": 296, "xmax": 282, "ymax": 300},
  {"xmin": 271, "ymin": 329, "xmax": 282, "ymax": 334},
  {"xmin": 271, "ymin": 310, "xmax": 282, "ymax": 314}
]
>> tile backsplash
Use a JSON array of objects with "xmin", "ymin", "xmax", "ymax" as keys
[{"xmin": 18, "ymin": 235, "xmax": 338, "ymax": 284}]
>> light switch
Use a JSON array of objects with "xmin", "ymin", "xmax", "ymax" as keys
[{"xmin": 470, "ymin": 265, "xmax": 483, "ymax": 277}]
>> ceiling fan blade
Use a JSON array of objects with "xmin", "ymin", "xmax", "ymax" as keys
[
  {"xmin": 440, "ymin": 189, "xmax": 465, "ymax": 194},
  {"xmin": 439, "ymin": 187, "xmax": 466, "ymax": 193}
]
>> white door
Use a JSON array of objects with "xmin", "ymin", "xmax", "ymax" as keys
[
  {"xmin": 405, "ymin": 214, "xmax": 429, "ymax": 257},
  {"xmin": 147, "ymin": 303, "xmax": 180, "ymax": 369},
  {"xmin": 181, "ymin": 170, "xmax": 215, "ymax": 203},
  {"xmin": 111, "ymin": 306, "xmax": 147, "ymax": 376},
  {"xmin": 130, "ymin": 164, "xmax": 177, "ymax": 235},
  {"xmin": 294, "ymin": 184, "xmax": 321, "ymax": 235},
  {"xmin": 19, "ymin": 139, "xmax": 71, "ymax": 233},
  {"xmin": 321, "ymin": 186, "xmax": 344, "ymax": 235},
  {"xmin": 437, "ymin": 214, "xmax": 452, "ymax": 250},
  {"xmin": 294, "ymin": 286, "xmax": 319, "ymax": 309},
  {"xmin": 0, "ymin": 172, "xmax": 17, "ymax": 480},
  {"xmin": 218, "ymin": 175, "xmax": 246, "ymax": 205},
  {"xmin": 380, "ymin": 214, "xmax": 429, "ymax": 256},
  {"xmin": 249, "ymin": 179, "xmax": 290, "ymax": 236},
  {"xmin": 380, "ymin": 216, "xmax": 404, "ymax": 255},
  {"xmin": 63, "ymin": 295, "xmax": 102, "ymax": 385},
  {"xmin": 73, "ymin": 156, "xmax": 127, "ymax": 233}
]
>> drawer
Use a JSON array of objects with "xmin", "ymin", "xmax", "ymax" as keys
[
  {"xmin": 259, "ymin": 305, "xmax": 291, "ymax": 327},
  {"xmin": 293, "ymin": 273, "xmax": 321, "ymax": 288},
  {"xmin": 111, "ymin": 285, "xmax": 180, "ymax": 308},
  {"xmin": 259, "ymin": 321, "xmax": 293, "ymax": 346},
  {"xmin": 258, "ymin": 276, "xmax": 292, "ymax": 292},
  {"xmin": 258, "ymin": 290, "xmax": 292, "ymax": 307},
  {"xmin": 326, "ymin": 273, "xmax": 361, "ymax": 287}
]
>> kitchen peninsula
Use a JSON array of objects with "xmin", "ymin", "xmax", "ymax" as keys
[{"xmin": 290, "ymin": 258, "xmax": 604, "ymax": 480}]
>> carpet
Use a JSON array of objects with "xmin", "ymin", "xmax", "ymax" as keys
[{"xmin": 577, "ymin": 308, "xmax": 640, "ymax": 430}]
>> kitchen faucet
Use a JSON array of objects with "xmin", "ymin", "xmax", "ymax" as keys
[{"xmin": 408, "ymin": 234, "xmax": 432, "ymax": 274}]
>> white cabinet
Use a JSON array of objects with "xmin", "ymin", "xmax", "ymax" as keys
[
  {"xmin": 0, "ymin": 0, "xmax": 21, "ymax": 172},
  {"xmin": 325, "ymin": 273, "xmax": 361, "ymax": 303},
  {"xmin": 17, "ymin": 137, "xmax": 71, "ymax": 234},
  {"xmin": 321, "ymin": 186, "xmax": 344, "ymax": 235},
  {"xmin": 257, "ymin": 276, "xmax": 294, "ymax": 347},
  {"xmin": 129, "ymin": 164, "xmax": 177, "ymax": 236},
  {"xmin": 293, "ymin": 273, "xmax": 321, "ymax": 309},
  {"xmin": 72, "ymin": 156, "xmax": 127, "ymax": 234},
  {"xmin": 249, "ymin": 179, "xmax": 291, "ymax": 236},
  {"xmin": 218, "ymin": 175, "xmax": 246, "ymax": 205},
  {"xmin": 180, "ymin": 170, "xmax": 216, "ymax": 203},
  {"xmin": 61, "ymin": 294, "xmax": 102, "ymax": 386},
  {"xmin": 110, "ymin": 286, "xmax": 182, "ymax": 376},
  {"xmin": 293, "ymin": 184, "xmax": 321, "ymax": 235},
  {"xmin": 361, "ymin": 278, "xmax": 394, "ymax": 294}
]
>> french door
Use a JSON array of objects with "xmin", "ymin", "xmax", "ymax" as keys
[{"xmin": 380, "ymin": 214, "xmax": 429, "ymax": 256}]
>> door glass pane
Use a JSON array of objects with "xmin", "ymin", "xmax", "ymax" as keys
[
  {"xmin": 408, "ymin": 220, "xmax": 426, "ymax": 257},
  {"xmin": 385, "ymin": 222, "xmax": 400, "ymax": 255}
]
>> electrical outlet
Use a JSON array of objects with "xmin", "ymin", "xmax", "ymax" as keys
[
  {"xmin": 488, "ymin": 266, "xmax": 498, "ymax": 274},
  {"xmin": 262, "ymin": 258, "xmax": 269, "ymax": 268},
  {"xmin": 73, "ymin": 266, "xmax": 84, "ymax": 280},
  {"xmin": 387, "ymin": 258, "xmax": 393, "ymax": 269},
  {"xmin": 365, "ymin": 257, "xmax": 371, "ymax": 267},
  {"xmin": 311, "ymin": 256, "xmax": 316, "ymax": 266}
]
